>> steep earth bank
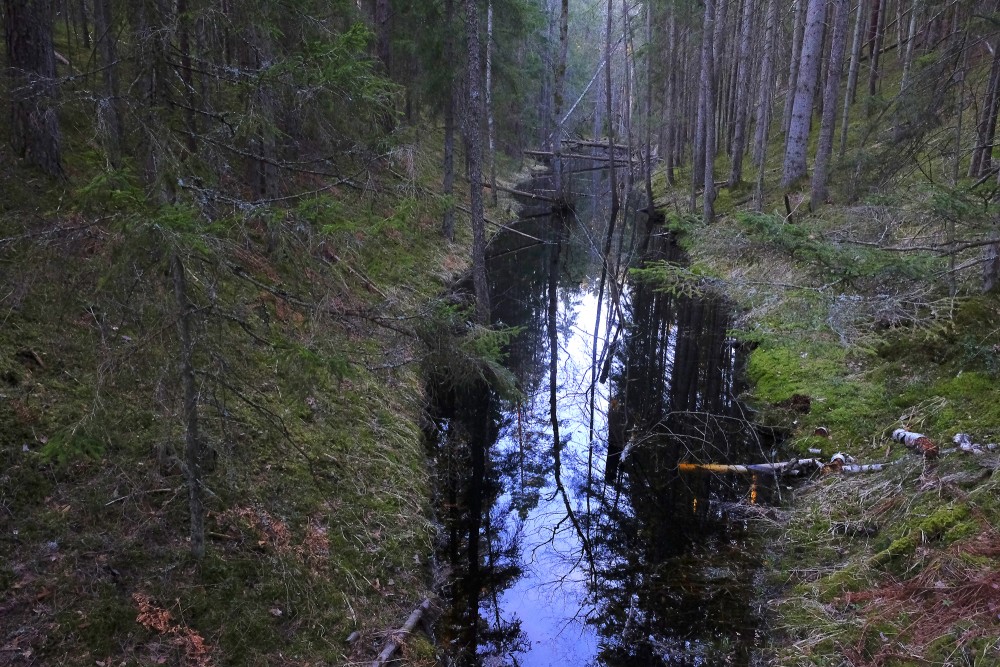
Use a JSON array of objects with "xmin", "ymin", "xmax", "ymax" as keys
[{"xmin": 652, "ymin": 173, "xmax": 1000, "ymax": 666}]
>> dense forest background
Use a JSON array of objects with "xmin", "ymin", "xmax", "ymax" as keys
[{"xmin": 3, "ymin": 0, "xmax": 1000, "ymax": 664}]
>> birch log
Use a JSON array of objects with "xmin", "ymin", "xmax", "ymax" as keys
[
  {"xmin": 892, "ymin": 428, "xmax": 939, "ymax": 458},
  {"xmin": 371, "ymin": 598, "xmax": 432, "ymax": 667}
]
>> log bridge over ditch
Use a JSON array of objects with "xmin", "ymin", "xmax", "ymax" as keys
[{"xmin": 524, "ymin": 137, "xmax": 642, "ymax": 168}]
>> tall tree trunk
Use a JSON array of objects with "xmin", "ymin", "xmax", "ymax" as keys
[
  {"xmin": 172, "ymin": 253, "xmax": 205, "ymax": 561},
  {"xmin": 92, "ymin": 0, "xmax": 121, "ymax": 165},
  {"xmin": 782, "ymin": 0, "xmax": 827, "ymax": 188},
  {"xmin": 753, "ymin": 0, "xmax": 778, "ymax": 168},
  {"xmin": 552, "ymin": 0, "xmax": 569, "ymax": 201},
  {"xmin": 970, "ymin": 40, "xmax": 1000, "ymax": 178},
  {"xmin": 622, "ymin": 0, "xmax": 636, "ymax": 188},
  {"xmin": 486, "ymin": 1, "xmax": 497, "ymax": 206},
  {"xmin": 663, "ymin": 5, "xmax": 677, "ymax": 185},
  {"xmin": 867, "ymin": 0, "xmax": 886, "ymax": 97},
  {"xmin": 247, "ymin": 28, "xmax": 277, "ymax": 200},
  {"xmin": 176, "ymin": 0, "xmax": 197, "ymax": 154},
  {"xmin": 840, "ymin": 0, "xmax": 867, "ymax": 156},
  {"xmin": 643, "ymin": 0, "xmax": 654, "ymax": 212},
  {"xmin": 691, "ymin": 15, "xmax": 708, "ymax": 213},
  {"xmin": 712, "ymin": 0, "xmax": 729, "ymax": 157},
  {"xmin": 375, "ymin": 0, "xmax": 391, "ymax": 74},
  {"xmin": 728, "ymin": 0, "xmax": 755, "ymax": 186},
  {"xmin": 3, "ymin": 0, "xmax": 63, "ymax": 177},
  {"xmin": 783, "ymin": 0, "xmax": 806, "ymax": 137},
  {"xmin": 605, "ymin": 0, "xmax": 618, "ymax": 218},
  {"xmin": 816, "ymin": 1, "xmax": 831, "ymax": 117},
  {"xmin": 131, "ymin": 0, "xmax": 165, "ymax": 194},
  {"xmin": 753, "ymin": 0, "xmax": 778, "ymax": 211},
  {"xmin": 589, "ymin": 0, "xmax": 622, "ymax": 539},
  {"xmin": 983, "ymin": 224, "xmax": 1000, "ymax": 293},
  {"xmin": 539, "ymin": 1, "xmax": 554, "ymax": 148},
  {"xmin": 78, "ymin": 0, "xmax": 89, "ymax": 48},
  {"xmin": 465, "ymin": 0, "xmax": 490, "ymax": 324},
  {"xmin": 442, "ymin": 0, "xmax": 456, "ymax": 240},
  {"xmin": 899, "ymin": 0, "xmax": 919, "ymax": 92},
  {"xmin": 701, "ymin": 0, "xmax": 717, "ymax": 222},
  {"xmin": 810, "ymin": 0, "xmax": 850, "ymax": 208}
]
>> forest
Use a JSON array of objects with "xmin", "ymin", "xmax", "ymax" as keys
[{"xmin": 2, "ymin": 0, "xmax": 1000, "ymax": 665}]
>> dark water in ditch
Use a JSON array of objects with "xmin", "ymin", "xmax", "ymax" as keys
[{"xmin": 428, "ymin": 170, "xmax": 779, "ymax": 667}]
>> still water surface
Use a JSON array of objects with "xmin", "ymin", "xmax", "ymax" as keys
[{"xmin": 430, "ymin": 171, "xmax": 778, "ymax": 666}]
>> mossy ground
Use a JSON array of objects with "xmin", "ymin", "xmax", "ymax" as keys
[
  {"xmin": 0, "ymin": 121, "xmax": 492, "ymax": 664},
  {"xmin": 649, "ymin": 50, "xmax": 1000, "ymax": 667}
]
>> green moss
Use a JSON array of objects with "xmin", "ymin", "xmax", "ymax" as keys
[
  {"xmin": 872, "ymin": 535, "xmax": 918, "ymax": 566},
  {"xmin": 746, "ymin": 341, "xmax": 887, "ymax": 443},
  {"xmin": 871, "ymin": 504, "xmax": 972, "ymax": 567},
  {"xmin": 67, "ymin": 586, "xmax": 136, "ymax": 656},
  {"xmin": 817, "ymin": 567, "xmax": 870, "ymax": 602}
]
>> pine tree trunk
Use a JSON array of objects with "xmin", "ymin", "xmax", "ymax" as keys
[
  {"xmin": 375, "ymin": 0, "xmax": 390, "ymax": 74},
  {"xmin": 867, "ymin": 0, "xmax": 886, "ymax": 97},
  {"xmin": 78, "ymin": 0, "xmax": 89, "ymax": 48},
  {"xmin": 247, "ymin": 28, "xmax": 277, "ymax": 200},
  {"xmin": 712, "ymin": 0, "xmax": 729, "ymax": 157},
  {"xmin": 753, "ymin": 0, "xmax": 777, "ymax": 170},
  {"xmin": 840, "ymin": 0, "xmax": 867, "ymax": 156},
  {"xmin": 984, "ymin": 225, "xmax": 1000, "ymax": 293},
  {"xmin": 465, "ymin": 0, "xmax": 490, "ymax": 324},
  {"xmin": 728, "ymin": 0, "xmax": 755, "ymax": 186},
  {"xmin": 605, "ymin": 0, "xmax": 618, "ymax": 219},
  {"xmin": 486, "ymin": 1, "xmax": 497, "ymax": 206},
  {"xmin": 172, "ymin": 253, "xmax": 205, "ymax": 561},
  {"xmin": 970, "ymin": 41, "xmax": 1000, "ymax": 178},
  {"xmin": 131, "ymin": 0, "xmax": 164, "ymax": 193},
  {"xmin": 782, "ymin": 0, "xmax": 827, "ymax": 189},
  {"xmin": 810, "ymin": 0, "xmax": 850, "ymax": 208},
  {"xmin": 644, "ymin": 1, "xmax": 655, "ymax": 211},
  {"xmin": 816, "ymin": 1, "xmax": 830, "ymax": 117},
  {"xmin": 691, "ymin": 12, "xmax": 708, "ymax": 213},
  {"xmin": 899, "ymin": 0, "xmax": 919, "ymax": 92},
  {"xmin": 92, "ymin": 0, "xmax": 122, "ymax": 165},
  {"xmin": 552, "ymin": 0, "xmax": 568, "ymax": 201},
  {"xmin": 442, "ymin": 0, "xmax": 456, "ymax": 240},
  {"xmin": 176, "ymin": 0, "xmax": 197, "ymax": 153},
  {"xmin": 539, "ymin": 2, "xmax": 553, "ymax": 148},
  {"xmin": 3, "ymin": 0, "xmax": 63, "ymax": 177},
  {"xmin": 783, "ymin": 0, "xmax": 806, "ymax": 137},
  {"xmin": 622, "ymin": 0, "xmax": 636, "ymax": 188},
  {"xmin": 664, "ymin": 5, "xmax": 676, "ymax": 185},
  {"xmin": 701, "ymin": 0, "xmax": 717, "ymax": 222}
]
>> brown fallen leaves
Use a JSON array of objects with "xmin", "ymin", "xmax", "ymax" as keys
[{"xmin": 133, "ymin": 593, "xmax": 214, "ymax": 667}]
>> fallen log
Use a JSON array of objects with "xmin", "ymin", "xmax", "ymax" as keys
[
  {"xmin": 892, "ymin": 428, "xmax": 939, "ymax": 458},
  {"xmin": 523, "ymin": 149, "xmax": 637, "ymax": 163},
  {"xmin": 678, "ymin": 454, "xmax": 889, "ymax": 477},
  {"xmin": 371, "ymin": 598, "xmax": 431, "ymax": 667},
  {"xmin": 481, "ymin": 182, "xmax": 556, "ymax": 202},
  {"xmin": 561, "ymin": 138, "xmax": 633, "ymax": 151},
  {"xmin": 678, "ymin": 459, "xmax": 823, "ymax": 475}
]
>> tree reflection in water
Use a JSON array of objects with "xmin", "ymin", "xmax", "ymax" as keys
[{"xmin": 428, "ymin": 171, "xmax": 777, "ymax": 667}]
